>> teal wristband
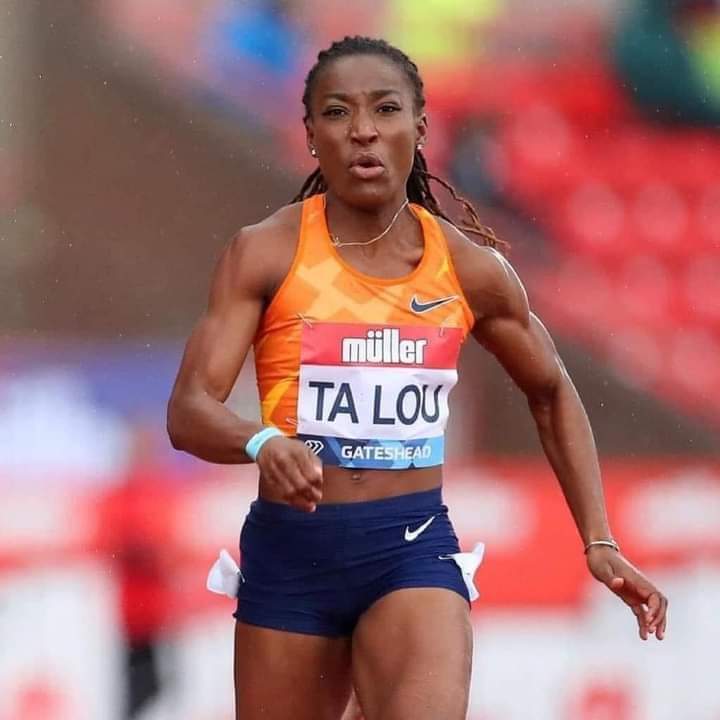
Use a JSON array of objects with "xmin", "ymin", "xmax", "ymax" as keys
[{"xmin": 245, "ymin": 426, "xmax": 284, "ymax": 461}]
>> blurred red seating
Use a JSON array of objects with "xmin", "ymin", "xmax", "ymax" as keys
[
  {"xmin": 665, "ymin": 327, "xmax": 720, "ymax": 403},
  {"xmin": 682, "ymin": 254, "xmax": 720, "ymax": 329},
  {"xmin": 614, "ymin": 255, "xmax": 674, "ymax": 330},
  {"xmin": 497, "ymin": 74, "xmax": 720, "ymax": 425}
]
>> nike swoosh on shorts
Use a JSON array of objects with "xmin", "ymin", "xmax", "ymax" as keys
[
  {"xmin": 404, "ymin": 514, "xmax": 436, "ymax": 541},
  {"xmin": 410, "ymin": 295, "xmax": 459, "ymax": 314}
]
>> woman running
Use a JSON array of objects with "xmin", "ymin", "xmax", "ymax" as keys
[{"xmin": 167, "ymin": 36, "xmax": 668, "ymax": 720}]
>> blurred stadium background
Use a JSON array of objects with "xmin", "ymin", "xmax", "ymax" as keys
[{"xmin": 1, "ymin": 0, "xmax": 719, "ymax": 718}]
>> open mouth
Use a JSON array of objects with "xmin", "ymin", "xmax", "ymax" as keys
[{"xmin": 349, "ymin": 153, "xmax": 385, "ymax": 180}]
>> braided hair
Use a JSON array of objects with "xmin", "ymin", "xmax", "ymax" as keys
[{"xmin": 292, "ymin": 36, "xmax": 503, "ymax": 251}]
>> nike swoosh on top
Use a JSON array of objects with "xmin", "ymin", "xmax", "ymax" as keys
[
  {"xmin": 404, "ymin": 514, "xmax": 436, "ymax": 541},
  {"xmin": 410, "ymin": 295, "xmax": 458, "ymax": 314}
]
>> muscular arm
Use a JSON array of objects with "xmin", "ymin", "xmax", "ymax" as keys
[
  {"xmin": 446, "ymin": 226, "xmax": 667, "ymax": 639},
  {"xmin": 166, "ymin": 229, "xmax": 267, "ymax": 463},
  {"xmin": 167, "ymin": 217, "xmax": 323, "ymax": 511},
  {"xmin": 468, "ymin": 250, "xmax": 610, "ymax": 544}
]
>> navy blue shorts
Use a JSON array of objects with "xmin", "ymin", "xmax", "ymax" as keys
[{"xmin": 234, "ymin": 488, "xmax": 469, "ymax": 637}]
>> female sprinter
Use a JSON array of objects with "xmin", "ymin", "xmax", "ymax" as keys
[{"xmin": 167, "ymin": 36, "xmax": 668, "ymax": 720}]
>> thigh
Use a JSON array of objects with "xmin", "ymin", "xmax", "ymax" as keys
[
  {"xmin": 234, "ymin": 621, "xmax": 353, "ymax": 720},
  {"xmin": 352, "ymin": 588, "xmax": 472, "ymax": 720}
]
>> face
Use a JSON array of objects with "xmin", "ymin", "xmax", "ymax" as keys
[{"xmin": 305, "ymin": 54, "xmax": 427, "ymax": 208}]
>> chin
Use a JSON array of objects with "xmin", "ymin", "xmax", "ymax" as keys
[{"xmin": 336, "ymin": 178, "xmax": 401, "ymax": 209}]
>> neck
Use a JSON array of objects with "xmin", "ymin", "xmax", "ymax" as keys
[{"xmin": 324, "ymin": 190, "xmax": 411, "ymax": 246}]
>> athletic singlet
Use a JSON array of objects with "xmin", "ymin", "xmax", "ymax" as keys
[{"xmin": 252, "ymin": 193, "xmax": 475, "ymax": 470}]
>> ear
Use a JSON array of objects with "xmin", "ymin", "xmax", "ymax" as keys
[
  {"xmin": 305, "ymin": 117, "xmax": 316, "ymax": 156},
  {"xmin": 415, "ymin": 113, "xmax": 428, "ymax": 151}
]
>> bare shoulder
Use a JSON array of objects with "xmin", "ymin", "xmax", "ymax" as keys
[
  {"xmin": 436, "ymin": 217, "xmax": 527, "ymax": 321},
  {"xmin": 220, "ymin": 201, "xmax": 303, "ymax": 301}
]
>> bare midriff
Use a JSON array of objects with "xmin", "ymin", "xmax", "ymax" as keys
[{"xmin": 259, "ymin": 465, "xmax": 442, "ymax": 505}]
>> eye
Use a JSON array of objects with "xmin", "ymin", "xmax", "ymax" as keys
[
  {"xmin": 322, "ymin": 106, "xmax": 348, "ymax": 118},
  {"xmin": 378, "ymin": 104, "xmax": 401, "ymax": 113}
]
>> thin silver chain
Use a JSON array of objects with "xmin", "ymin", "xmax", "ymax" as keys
[{"xmin": 326, "ymin": 197, "xmax": 410, "ymax": 248}]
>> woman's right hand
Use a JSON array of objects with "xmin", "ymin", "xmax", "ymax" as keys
[{"xmin": 256, "ymin": 437, "xmax": 324, "ymax": 512}]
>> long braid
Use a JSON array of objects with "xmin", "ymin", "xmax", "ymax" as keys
[
  {"xmin": 291, "ymin": 168, "xmax": 326, "ymax": 204},
  {"xmin": 293, "ymin": 36, "xmax": 505, "ymax": 252},
  {"xmin": 408, "ymin": 149, "xmax": 502, "ymax": 249}
]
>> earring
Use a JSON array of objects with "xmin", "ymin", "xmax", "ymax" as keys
[
  {"xmin": 416, "ymin": 143, "xmax": 424, "ymax": 151},
  {"xmin": 310, "ymin": 147, "xmax": 318, "ymax": 157}
]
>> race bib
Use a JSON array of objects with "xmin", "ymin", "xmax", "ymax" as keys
[{"xmin": 296, "ymin": 322, "xmax": 463, "ymax": 469}]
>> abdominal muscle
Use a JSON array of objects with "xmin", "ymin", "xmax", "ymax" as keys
[{"xmin": 258, "ymin": 464, "xmax": 443, "ymax": 504}]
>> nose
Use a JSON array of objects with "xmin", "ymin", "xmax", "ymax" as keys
[{"xmin": 349, "ymin": 108, "xmax": 378, "ymax": 145}]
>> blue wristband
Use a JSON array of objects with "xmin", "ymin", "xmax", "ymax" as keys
[{"xmin": 245, "ymin": 426, "xmax": 284, "ymax": 461}]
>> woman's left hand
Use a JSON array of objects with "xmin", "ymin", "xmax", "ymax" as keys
[{"xmin": 586, "ymin": 547, "xmax": 668, "ymax": 641}]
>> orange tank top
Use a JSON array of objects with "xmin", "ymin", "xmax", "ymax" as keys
[{"xmin": 253, "ymin": 193, "xmax": 474, "ymax": 469}]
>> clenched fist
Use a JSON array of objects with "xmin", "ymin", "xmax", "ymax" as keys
[{"xmin": 256, "ymin": 437, "xmax": 323, "ymax": 512}]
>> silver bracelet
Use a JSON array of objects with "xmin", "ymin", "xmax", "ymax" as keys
[{"xmin": 584, "ymin": 539, "xmax": 620, "ymax": 554}]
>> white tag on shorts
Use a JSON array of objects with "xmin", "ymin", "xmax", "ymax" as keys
[
  {"xmin": 440, "ymin": 542, "xmax": 485, "ymax": 601},
  {"xmin": 206, "ymin": 548, "xmax": 242, "ymax": 599}
]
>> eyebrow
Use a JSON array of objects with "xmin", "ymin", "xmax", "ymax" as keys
[{"xmin": 322, "ymin": 89, "xmax": 402, "ymax": 102}]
